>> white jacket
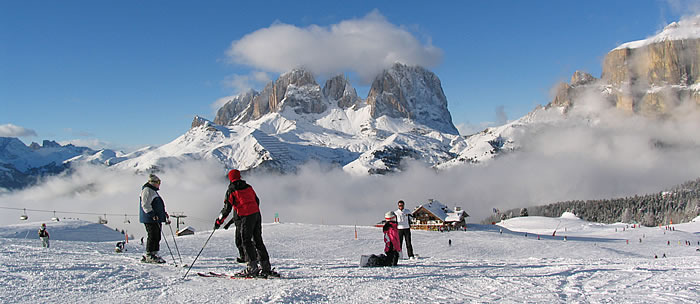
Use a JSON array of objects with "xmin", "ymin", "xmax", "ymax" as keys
[{"xmin": 395, "ymin": 208, "xmax": 412, "ymax": 229}]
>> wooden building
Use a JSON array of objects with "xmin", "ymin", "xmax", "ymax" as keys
[{"xmin": 411, "ymin": 199, "xmax": 469, "ymax": 231}]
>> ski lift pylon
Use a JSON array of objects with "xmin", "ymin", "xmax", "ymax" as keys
[
  {"xmin": 19, "ymin": 208, "xmax": 28, "ymax": 221},
  {"xmin": 98, "ymin": 214, "xmax": 108, "ymax": 224},
  {"xmin": 124, "ymin": 214, "xmax": 130, "ymax": 224},
  {"xmin": 51, "ymin": 211, "xmax": 60, "ymax": 222}
]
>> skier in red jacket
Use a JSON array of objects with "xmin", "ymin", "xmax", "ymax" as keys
[{"xmin": 214, "ymin": 169, "xmax": 279, "ymax": 278}]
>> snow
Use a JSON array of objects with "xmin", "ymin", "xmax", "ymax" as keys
[
  {"xmin": 614, "ymin": 14, "xmax": 700, "ymax": 50},
  {"xmin": 2, "ymin": 216, "xmax": 698, "ymax": 303}
]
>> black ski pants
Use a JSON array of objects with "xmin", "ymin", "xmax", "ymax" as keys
[
  {"xmin": 398, "ymin": 228, "xmax": 414, "ymax": 257},
  {"xmin": 240, "ymin": 212, "xmax": 270, "ymax": 269},
  {"xmin": 144, "ymin": 223, "xmax": 161, "ymax": 253},
  {"xmin": 234, "ymin": 219, "xmax": 246, "ymax": 260}
]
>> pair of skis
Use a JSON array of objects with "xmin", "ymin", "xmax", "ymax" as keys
[{"xmin": 196, "ymin": 271, "xmax": 281, "ymax": 279}]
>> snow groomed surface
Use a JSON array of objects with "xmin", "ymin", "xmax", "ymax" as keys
[{"xmin": 1, "ymin": 217, "xmax": 698, "ymax": 303}]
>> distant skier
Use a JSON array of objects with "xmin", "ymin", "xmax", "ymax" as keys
[
  {"xmin": 395, "ymin": 200, "xmax": 415, "ymax": 259},
  {"xmin": 38, "ymin": 223, "xmax": 49, "ymax": 248},
  {"xmin": 214, "ymin": 169, "xmax": 279, "ymax": 278},
  {"xmin": 115, "ymin": 241, "xmax": 126, "ymax": 253},
  {"xmin": 139, "ymin": 174, "xmax": 170, "ymax": 263}
]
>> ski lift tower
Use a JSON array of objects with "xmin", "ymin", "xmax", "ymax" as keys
[{"xmin": 171, "ymin": 213, "xmax": 187, "ymax": 231}]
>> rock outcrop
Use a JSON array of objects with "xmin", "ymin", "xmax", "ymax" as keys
[
  {"xmin": 366, "ymin": 63, "xmax": 458, "ymax": 134},
  {"xmin": 322, "ymin": 74, "xmax": 362, "ymax": 109},
  {"xmin": 549, "ymin": 15, "xmax": 700, "ymax": 115},
  {"xmin": 215, "ymin": 69, "xmax": 327, "ymax": 125}
]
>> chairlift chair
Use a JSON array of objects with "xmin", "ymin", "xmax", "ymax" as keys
[
  {"xmin": 19, "ymin": 208, "xmax": 28, "ymax": 221},
  {"xmin": 98, "ymin": 214, "xmax": 108, "ymax": 224}
]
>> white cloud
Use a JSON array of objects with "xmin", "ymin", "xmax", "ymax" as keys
[
  {"xmin": 226, "ymin": 10, "xmax": 443, "ymax": 83},
  {"xmin": 222, "ymin": 71, "xmax": 271, "ymax": 93},
  {"xmin": 0, "ymin": 124, "xmax": 37, "ymax": 137}
]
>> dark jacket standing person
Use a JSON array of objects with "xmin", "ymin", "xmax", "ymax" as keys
[
  {"xmin": 224, "ymin": 208, "xmax": 247, "ymax": 263},
  {"xmin": 139, "ymin": 174, "xmax": 169, "ymax": 263},
  {"xmin": 395, "ymin": 200, "xmax": 415, "ymax": 259},
  {"xmin": 215, "ymin": 169, "xmax": 279, "ymax": 278},
  {"xmin": 38, "ymin": 223, "xmax": 50, "ymax": 248}
]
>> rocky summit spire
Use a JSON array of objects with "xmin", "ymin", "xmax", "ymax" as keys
[
  {"xmin": 323, "ymin": 74, "xmax": 362, "ymax": 109},
  {"xmin": 214, "ymin": 68, "xmax": 327, "ymax": 125},
  {"xmin": 366, "ymin": 63, "xmax": 458, "ymax": 134}
]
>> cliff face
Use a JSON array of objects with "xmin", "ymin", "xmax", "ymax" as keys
[
  {"xmin": 549, "ymin": 16, "xmax": 700, "ymax": 115},
  {"xmin": 214, "ymin": 69, "xmax": 327, "ymax": 125},
  {"xmin": 322, "ymin": 75, "xmax": 362, "ymax": 109},
  {"xmin": 607, "ymin": 39, "xmax": 699, "ymax": 114},
  {"xmin": 366, "ymin": 63, "xmax": 458, "ymax": 134}
]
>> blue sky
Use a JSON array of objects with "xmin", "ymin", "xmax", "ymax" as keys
[{"xmin": 0, "ymin": 1, "xmax": 695, "ymax": 151}]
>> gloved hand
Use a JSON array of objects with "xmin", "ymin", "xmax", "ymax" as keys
[
  {"xmin": 223, "ymin": 221, "xmax": 233, "ymax": 230},
  {"xmin": 214, "ymin": 218, "xmax": 223, "ymax": 230}
]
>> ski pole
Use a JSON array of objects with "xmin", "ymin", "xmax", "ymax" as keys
[
  {"xmin": 161, "ymin": 227, "xmax": 177, "ymax": 266},
  {"xmin": 184, "ymin": 228, "xmax": 216, "ymax": 279},
  {"xmin": 167, "ymin": 223, "xmax": 183, "ymax": 264}
]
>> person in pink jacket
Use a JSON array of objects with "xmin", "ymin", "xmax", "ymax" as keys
[{"xmin": 383, "ymin": 211, "xmax": 401, "ymax": 266}]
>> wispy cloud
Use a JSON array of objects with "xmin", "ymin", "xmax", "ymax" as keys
[
  {"xmin": 0, "ymin": 124, "xmax": 37, "ymax": 137},
  {"xmin": 226, "ymin": 9, "xmax": 443, "ymax": 84}
]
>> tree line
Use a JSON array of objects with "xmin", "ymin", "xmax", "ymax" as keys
[{"xmin": 482, "ymin": 177, "xmax": 700, "ymax": 226}]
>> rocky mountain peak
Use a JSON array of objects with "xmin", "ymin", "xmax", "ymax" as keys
[
  {"xmin": 549, "ymin": 15, "xmax": 700, "ymax": 115},
  {"xmin": 214, "ymin": 68, "xmax": 327, "ymax": 125},
  {"xmin": 571, "ymin": 71, "xmax": 596, "ymax": 86},
  {"xmin": 366, "ymin": 63, "xmax": 458, "ymax": 134},
  {"xmin": 322, "ymin": 74, "xmax": 361, "ymax": 109},
  {"xmin": 213, "ymin": 89, "xmax": 258, "ymax": 125}
]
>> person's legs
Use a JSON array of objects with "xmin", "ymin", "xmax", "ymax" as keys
[
  {"xmin": 404, "ymin": 229, "xmax": 414, "ymax": 257},
  {"xmin": 234, "ymin": 220, "xmax": 246, "ymax": 260},
  {"xmin": 239, "ymin": 214, "xmax": 259, "ymax": 273},
  {"xmin": 251, "ymin": 213, "xmax": 271, "ymax": 272},
  {"xmin": 144, "ymin": 223, "xmax": 161, "ymax": 255}
]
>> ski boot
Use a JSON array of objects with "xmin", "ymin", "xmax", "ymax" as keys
[
  {"xmin": 259, "ymin": 260, "xmax": 280, "ymax": 278},
  {"xmin": 233, "ymin": 263, "xmax": 260, "ymax": 278},
  {"xmin": 141, "ymin": 252, "xmax": 166, "ymax": 264}
]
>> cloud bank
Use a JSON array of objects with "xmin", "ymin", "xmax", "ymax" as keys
[
  {"xmin": 226, "ymin": 10, "xmax": 443, "ymax": 84},
  {"xmin": 0, "ymin": 124, "xmax": 37, "ymax": 137}
]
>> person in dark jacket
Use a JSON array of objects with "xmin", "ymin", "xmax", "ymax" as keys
[
  {"xmin": 38, "ymin": 223, "xmax": 50, "ymax": 248},
  {"xmin": 214, "ymin": 169, "xmax": 278, "ymax": 278},
  {"xmin": 139, "ymin": 174, "xmax": 170, "ymax": 263},
  {"xmin": 223, "ymin": 208, "xmax": 247, "ymax": 263}
]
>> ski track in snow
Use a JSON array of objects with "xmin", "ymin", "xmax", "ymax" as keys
[{"xmin": 1, "ymin": 220, "xmax": 699, "ymax": 303}]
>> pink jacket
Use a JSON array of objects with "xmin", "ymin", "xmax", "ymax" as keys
[{"xmin": 383, "ymin": 221, "xmax": 400, "ymax": 253}]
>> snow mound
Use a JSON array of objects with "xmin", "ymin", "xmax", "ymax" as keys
[
  {"xmin": 0, "ymin": 219, "xmax": 126, "ymax": 242},
  {"xmin": 560, "ymin": 212, "xmax": 580, "ymax": 219}
]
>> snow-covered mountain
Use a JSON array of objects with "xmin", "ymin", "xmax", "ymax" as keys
[
  {"xmin": 115, "ymin": 63, "xmax": 474, "ymax": 175},
  {"xmin": 0, "ymin": 138, "xmax": 112, "ymax": 191}
]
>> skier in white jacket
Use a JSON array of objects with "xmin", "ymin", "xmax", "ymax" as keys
[{"xmin": 395, "ymin": 200, "xmax": 415, "ymax": 259}]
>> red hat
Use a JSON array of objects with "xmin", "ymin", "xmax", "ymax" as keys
[{"xmin": 228, "ymin": 169, "xmax": 241, "ymax": 182}]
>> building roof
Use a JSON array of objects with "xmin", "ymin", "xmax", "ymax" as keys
[{"xmin": 413, "ymin": 199, "xmax": 468, "ymax": 222}]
